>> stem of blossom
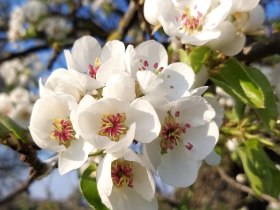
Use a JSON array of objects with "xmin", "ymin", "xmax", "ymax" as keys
[{"xmin": 88, "ymin": 150, "xmax": 104, "ymax": 157}]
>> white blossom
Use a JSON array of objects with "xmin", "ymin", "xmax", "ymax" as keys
[
  {"xmin": 97, "ymin": 149, "xmax": 158, "ymax": 210},
  {"xmin": 29, "ymin": 94, "xmax": 93, "ymax": 174},
  {"xmin": 143, "ymin": 96, "xmax": 219, "ymax": 187}
]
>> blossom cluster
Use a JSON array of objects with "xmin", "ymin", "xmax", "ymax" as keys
[
  {"xmin": 0, "ymin": 87, "xmax": 34, "ymax": 129},
  {"xmin": 29, "ymin": 36, "xmax": 220, "ymax": 210},
  {"xmin": 8, "ymin": 0, "xmax": 72, "ymax": 42},
  {"xmin": 144, "ymin": 0, "xmax": 264, "ymax": 56}
]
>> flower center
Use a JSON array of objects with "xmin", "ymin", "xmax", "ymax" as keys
[
  {"xmin": 138, "ymin": 59, "xmax": 164, "ymax": 75},
  {"xmin": 111, "ymin": 160, "xmax": 133, "ymax": 188},
  {"xmin": 178, "ymin": 6, "xmax": 203, "ymax": 33},
  {"xmin": 88, "ymin": 57, "xmax": 101, "ymax": 78},
  {"xmin": 50, "ymin": 118, "xmax": 76, "ymax": 147},
  {"xmin": 98, "ymin": 113, "xmax": 128, "ymax": 141},
  {"xmin": 160, "ymin": 111, "xmax": 192, "ymax": 154}
]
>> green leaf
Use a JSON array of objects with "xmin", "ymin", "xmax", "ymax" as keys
[
  {"xmin": 211, "ymin": 59, "xmax": 265, "ymax": 108},
  {"xmin": 178, "ymin": 49, "xmax": 189, "ymax": 65},
  {"xmin": 245, "ymin": 67, "xmax": 278, "ymax": 130},
  {"xmin": 0, "ymin": 113, "xmax": 27, "ymax": 143},
  {"xmin": 233, "ymin": 99, "xmax": 246, "ymax": 121},
  {"xmin": 189, "ymin": 46, "xmax": 210, "ymax": 73},
  {"xmin": 80, "ymin": 164, "xmax": 108, "ymax": 210},
  {"xmin": 237, "ymin": 139, "xmax": 280, "ymax": 198}
]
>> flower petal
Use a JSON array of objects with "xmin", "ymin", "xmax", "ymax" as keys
[
  {"xmin": 102, "ymin": 73, "xmax": 136, "ymax": 102},
  {"xmin": 108, "ymin": 187, "xmax": 158, "ymax": 210},
  {"xmin": 182, "ymin": 121, "xmax": 219, "ymax": 160},
  {"xmin": 158, "ymin": 146, "xmax": 200, "ymax": 187},
  {"xmin": 137, "ymin": 70, "xmax": 167, "ymax": 96},
  {"xmin": 71, "ymin": 36, "xmax": 102, "ymax": 72},
  {"xmin": 58, "ymin": 139, "xmax": 94, "ymax": 175},
  {"xmin": 161, "ymin": 62, "xmax": 195, "ymax": 101},
  {"xmin": 171, "ymin": 96, "xmax": 216, "ymax": 127},
  {"xmin": 101, "ymin": 40, "xmax": 125, "ymax": 62},
  {"xmin": 130, "ymin": 99, "xmax": 161, "ymax": 143}
]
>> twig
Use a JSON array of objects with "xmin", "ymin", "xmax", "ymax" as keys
[
  {"xmin": 217, "ymin": 166, "xmax": 280, "ymax": 206},
  {"xmin": 237, "ymin": 32, "xmax": 280, "ymax": 64},
  {"xmin": 0, "ymin": 177, "xmax": 34, "ymax": 205},
  {"xmin": 108, "ymin": 0, "xmax": 138, "ymax": 40},
  {"xmin": 0, "ymin": 155, "xmax": 58, "ymax": 206}
]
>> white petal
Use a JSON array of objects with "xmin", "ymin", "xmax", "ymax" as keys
[
  {"xmin": 172, "ymin": 96, "xmax": 216, "ymax": 126},
  {"xmin": 108, "ymin": 187, "xmax": 158, "ymax": 210},
  {"xmin": 137, "ymin": 70, "xmax": 167, "ymax": 95},
  {"xmin": 96, "ymin": 55, "xmax": 126, "ymax": 84},
  {"xmin": 158, "ymin": 6, "xmax": 179, "ymax": 37},
  {"xmin": 144, "ymin": 0, "xmax": 160, "ymax": 25},
  {"xmin": 182, "ymin": 121, "xmax": 219, "ymax": 160},
  {"xmin": 243, "ymin": 5, "xmax": 265, "ymax": 32},
  {"xmin": 64, "ymin": 49, "xmax": 82, "ymax": 71},
  {"xmin": 135, "ymin": 40, "xmax": 168, "ymax": 69},
  {"xmin": 30, "ymin": 95, "xmax": 72, "ymax": 134},
  {"xmin": 101, "ymin": 40, "xmax": 125, "ymax": 62},
  {"xmin": 181, "ymin": 30, "xmax": 220, "ymax": 45},
  {"xmin": 29, "ymin": 127, "xmax": 65, "ymax": 152},
  {"xmin": 130, "ymin": 99, "xmax": 161, "ymax": 143},
  {"xmin": 205, "ymin": 150, "xmax": 221, "ymax": 166},
  {"xmin": 219, "ymin": 33, "xmax": 246, "ymax": 56},
  {"xmin": 102, "ymin": 73, "xmax": 136, "ymax": 102},
  {"xmin": 71, "ymin": 36, "xmax": 102, "ymax": 72},
  {"xmin": 123, "ymin": 151, "xmax": 155, "ymax": 201},
  {"xmin": 161, "ymin": 62, "xmax": 195, "ymax": 101},
  {"xmin": 189, "ymin": 86, "xmax": 209, "ymax": 96},
  {"xmin": 158, "ymin": 146, "xmax": 200, "ymax": 187},
  {"xmin": 97, "ymin": 153, "xmax": 114, "ymax": 197},
  {"xmin": 231, "ymin": 0, "xmax": 259, "ymax": 12},
  {"xmin": 204, "ymin": 96, "xmax": 224, "ymax": 127},
  {"xmin": 204, "ymin": 0, "xmax": 232, "ymax": 30},
  {"xmin": 191, "ymin": 65, "xmax": 209, "ymax": 88},
  {"xmin": 58, "ymin": 140, "xmax": 94, "ymax": 175},
  {"xmin": 105, "ymin": 123, "xmax": 136, "ymax": 153},
  {"xmin": 143, "ymin": 140, "xmax": 162, "ymax": 172}
]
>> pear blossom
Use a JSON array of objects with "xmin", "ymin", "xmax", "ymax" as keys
[
  {"xmin": 39, "ymin": 68, "xmax": 102, "ymax": 102},
  {"xmin": 143, "ymin": 96, "xmax": 219, "ymax": 187},
  {"xmin": 64, "ymin": 36, "xmax": 126, "ymax": 85},
  {"xmin": 97, "ymin": 149, "xmax": 158, "ymax": 210},
  {"xmin": 144, "ymin": 0, "xmax": 231, "ymax": 46},
  {"xmin": 29, "ymin": 94, "xmax": 93, "ymax": 174},
  {"xmin": 126, "ymin": 40, "xmax": 195, "ymax": 105},
  {"xmin": 76, "ymin": 96, "xmax": 161, "ymax": 154},
  {"xmin": 208, "ymin": 0, "xmax": 265, "ymax": 55}
]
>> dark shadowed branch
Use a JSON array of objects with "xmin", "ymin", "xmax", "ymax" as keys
[{"xmin": 237, "ymin": 32, "xmax": 280, "ymax": 64}]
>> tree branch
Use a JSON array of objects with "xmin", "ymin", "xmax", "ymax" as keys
[
  {"xmin": 217, "ymin": 166, "xmax": 280, "ymax": 206},
  {"xmin": 108, "ymin": 0, "xmax": 138, "ymax": 40},
  {"xmin": 237, "ymin": 32, "xmax": 280, "ymax": 64},
  {"xmin": 0, "ymin": 44, "xmax": 49, "ymax": 65}
]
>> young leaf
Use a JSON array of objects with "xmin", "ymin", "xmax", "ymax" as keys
[
  {"xmin": 188, "ymin": 46, "xmax": 210, "ymax": 73},
  {"xmin": 80, "ymin": 164, "xmax": 109, "ymax": 210},
  {"xmin": 0, "ymin": 113, "xmax": 28, "ymax": 143},
  {"xmin": 245, "ymin": 66, "xmax": 278, "ymax": 130},
  {"xmin": 237, "ymin": 139, "xmax": 280, "ymax": 198},
  {"xmin": 211, "ymin": 59, "xmax": 265, "ymax": 108}
]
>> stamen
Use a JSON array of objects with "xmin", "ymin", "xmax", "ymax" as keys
[
  {"xmin": 99, "ymin": 113, "xmax": 128, "ymax": 141},
  {"xmin": 50, "ymin": 119, "xmax": 76, "ymax": 147},
  {"xmin": 111, "ymin": 160, "xmax": 133, "ymax": 188},
  {"xmin": 160, "ymin": 111, "xmax": 192, "ymax": 153}
]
